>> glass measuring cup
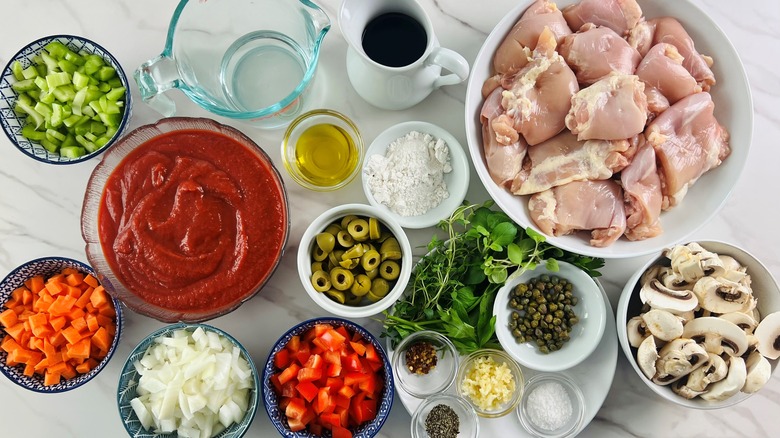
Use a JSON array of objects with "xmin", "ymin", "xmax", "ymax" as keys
[{"xmin": 135, "ymin": 0, "xmax": 330, "ymax": 129}]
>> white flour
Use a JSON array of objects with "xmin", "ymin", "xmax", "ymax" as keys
[{"xmin": 364, "ymin": 131, "xmax": 452, "ymax": 217}]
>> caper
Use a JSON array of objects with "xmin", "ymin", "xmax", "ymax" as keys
[
  {"xmin": 315, "ymin": 232, "xmax": 336, "ymax": 254},
  {"xmin": 330, "ymin": 267, "xmax": 354, "ymax": 291},
  {"xmin": 310, "ymin": 270, "xmax": 331, "ymax": 292}
]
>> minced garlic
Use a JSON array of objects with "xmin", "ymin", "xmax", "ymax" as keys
[{"xmin": 460, "ymin": 355, "xmax": 516, "ymax": 411}]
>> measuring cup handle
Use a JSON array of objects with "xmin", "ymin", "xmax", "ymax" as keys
[
  {"xmin": 429, "ymin": 47, "xmax": 470, "ymax": 89},
  {"xmin": 134, "ymin": 55, "xmax": 179, "ymax": 117}
]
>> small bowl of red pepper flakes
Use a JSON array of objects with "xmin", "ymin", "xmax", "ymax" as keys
[{"xmin": 391, "ymin": 330, "xmax": 459, "ymax": 399}]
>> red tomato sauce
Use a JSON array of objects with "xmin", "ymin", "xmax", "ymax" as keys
[{"xmin": 97, "ymin": 129, "xmax": 287, "ymax": 314}]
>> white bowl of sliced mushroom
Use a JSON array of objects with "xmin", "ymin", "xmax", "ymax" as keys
[{"xmin": 616, "ymin": 240, "xmax": 780, "ymax": 408}]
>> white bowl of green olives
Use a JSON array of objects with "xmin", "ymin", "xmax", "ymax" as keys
[
  {"xmin": 492, "ymin": 261, "xmax": 607, "ymax": 372},
  {"xmin": 297, "ymin": 203, "xmax": 412, "ymax": 318}
]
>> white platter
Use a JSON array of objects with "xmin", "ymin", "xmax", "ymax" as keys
[{"xmin": 388, "ymin": 279, "xmax": 617, "ymax": 436}]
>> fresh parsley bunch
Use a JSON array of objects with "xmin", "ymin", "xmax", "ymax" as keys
[{"xmin": 382, "ymin": 201, "xmax": 603, "ymax": 354}]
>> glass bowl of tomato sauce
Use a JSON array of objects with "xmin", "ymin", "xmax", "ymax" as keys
[{"xmin": 80, "ymin": 117, "xmax": 289, "ymax": 322}]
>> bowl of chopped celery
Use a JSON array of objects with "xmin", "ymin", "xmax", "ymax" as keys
[{"xmin": 0, "ymin": 34, "xmax": 132, "ymax": 164}]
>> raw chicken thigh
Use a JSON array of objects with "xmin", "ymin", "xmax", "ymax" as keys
[
  {"xmin": 511, "ymin": 131, "xmax": 633, "ymax": 195},
  {"xmin": 621, "ymin": 138, "xmax": 663, "ymax": 241},
  {"xmin": 481, "ymin": 88, "xmax": 528, "ymax": 188},
  {"xmin": 562, "ymin": 0, "xmax": 642, "ymax": 36},
  {"xmin": 559, "ymin": 24, "xmax": 642, "ymax": 85},
  {"xmin": 636, "ymin": 43, "xmax": 701, "ymax": 104},
  {"xmin": 644, "ymin": 86, "xmax": 670, "ymax": 123},
  {"xmin": 646, "ymin": 92, "xmax": 729, "ymax": 209},
  {"xmin": 494, "ymin": 0, "xmax": 572, "ymax": 76},
  {"xmin": 529, "ymin": 180, "xmax": 626, "ymax": 247},
  {"xmin": 496, "ymin": 27, "xmax": 579, "ymax": 145},
  {"xmin": 565, "ymin": 74, "xmax": 647, "ymax": 141}
]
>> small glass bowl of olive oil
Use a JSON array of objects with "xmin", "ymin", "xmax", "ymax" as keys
[{"xmin": 281, "ymin": 109, "xmax": 364, "ymax": 191}]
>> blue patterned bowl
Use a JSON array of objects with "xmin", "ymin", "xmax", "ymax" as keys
[
  {"xmin": 0, "ymin": 34, "xmax": 132, "ymax": 164},
  {"xmin": 262, "ymin": 317, "xmax": 394, "ymax": 438},
  {"xmin": 0, "ymin": 256, "xmax": 123, "ymax": 393},
  {"xmin": 117, "ymin": 323, "xmax": 259, "ymax": 438}
]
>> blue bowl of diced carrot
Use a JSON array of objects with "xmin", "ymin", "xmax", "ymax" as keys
[
  {"xmin": 262, "ymin": 317, "xmax": 394, "ymax": 438},
  {"xmin": 0, "ymin": 256, "xmax": 123, "ymax": 393},
  {"xmin": 0, "ymin": 34, "xmax": 132, "ymax": 164}
]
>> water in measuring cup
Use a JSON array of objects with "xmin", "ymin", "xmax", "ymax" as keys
[{"xmin": 220, "ymin": 31, "xmax": 308, "ymax": 113}]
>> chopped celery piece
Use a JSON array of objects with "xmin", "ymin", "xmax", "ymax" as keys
[
  {"xmin": 57, "ymin": 59, "xmax": 77, "ymax": 74},
  {"xmin": 44, "ymin": 41, "xmax": 69, "ymax": 58},
  {"xmin": 75, "ymin": 124, "xmax": 90, "ymax": 136},
  {"xmin": 82, "ymin": 105, "xmax": 95, "ymax": 117},
  {"xmin": 95, "ymin": 136, "xmax": 110, "ymax": 148},
  {"xmin": 17, "ymin": 93, "xmax": 32, "ymax": 106},
  {"xmin": 22, "ymin": 66, "xmax": 38, "ymax": 79},
  {"xmin": 89, "ymin": 121, "xmax": 106, "ymax": 135},
  {"xmin": 35, "ymin": 64, "xmax": 47, "ymax": 77},
  {"xmin": 72, "ymin": 71, "xmax": 89, "ymax": 90},
  {"xmin": 98, "ymin": 112, "xmax": 120, "ymax": 128},
  {"xmin": 63, "ymin": 51, "xmax": 85, "ymax": 66},
  {"xmin": 61, "ymin": 134, "xmax": 77, "ymax": 148},
  {"xmin": 40, "ymin": 139, "xmax": 60, "ymax": 152},
  {"xmin": 96, "ymin": 66, "xmax": 116, "ymax": 81},
  {"xmin": 63, "ymin": 114, "xmax": 84, "ymax": 128},
  {"xmin": 34, "ymin": 101, "xmax": 52, "ymax": 119},
  {"xmin": 46, "ymin": 128, "xmax": 66, "ymax": 142},
  {"xmin": 75, "ymin": 134, "xmax": 97, "ymax": 152},
  {"xmin": 21, "ymin": 124, "xmax": 46, "ymax": 141},
  {"xmin": 84, "ymin": 57, "xmax": 104, "ymax": 75},
  {"xmin": 11, "ymin": 61, "xmax": 24, "ymax": 80},
  {"xmin": 15, "ymin": 100, "xmax": 44, "ymax": 128},
  {"xmin": 107, "ymin": 77, "xmax": 123, "ymax": 88},
  {"xmin": 52, "ymin": 85, "xmax": 76, "ymax": 103},
  {"xmin": 88, "ymin": 100, "xmax": 101, "ymax": 115},
  {"xmin": 39, "ymin": 90, "xmax": 56, "ymax": 104},
  {"xmin": 59, "ymin": 146, "xmax": 86, "ymax": 158},
  {"xmin": 85, "ymin": 132, "xmax": 98, "ymax": 142},
  {"xmin": 51, "ymin": 103, "xmax": 65, "ymax": 128},
  {"xmin": 34, "ymin": 76, "xmax": 49, "ymax": 91},
  {"xmin": 105, "ymin": 126, "xmax": 118, "ymax": 139},
  {"xmin": 106, "ymin": 87, "xmax": 125, "ymax": 101},
  {"xmin": 12, "ymin": 79, "xmax": 37, "ymax": 92},
  {"xmin": 103, "ymin": 100, "xmax": 120, "ymax": 115},
  {"xmin": 46, "ymin": 71, "xmax": 71, "ymax": 89},
  {"xmin": 97, "ymin": 82, "xmax": 111, "ymax": 93},
  {"xmin": 26, "ymin": 90, "xmax": 40, "ymax": 101},
  {"xmin": 40, "ymin": 52, "xmax": 60, "ymax": 72}
]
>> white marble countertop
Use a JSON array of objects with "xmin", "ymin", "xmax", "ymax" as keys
[{"xmin": 1, "ymin": 0, "xmax": 778, "ymax": 437}]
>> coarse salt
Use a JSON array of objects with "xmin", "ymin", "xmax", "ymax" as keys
[
  {"xmin": 364, "ymin": 130, "xmax": 451, "ymax": 217},
  {"xmin": 526, "ymin": 381, "xmax": 573, "ymax": 431}
]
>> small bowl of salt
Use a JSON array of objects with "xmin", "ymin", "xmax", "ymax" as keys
[
  {"xmin": 362, "ymin": 121, "xmax": 470, "ymax": 229},
  {"xmin": 517, "ymin": 373, "xmax": 585, "ymax": 438}
]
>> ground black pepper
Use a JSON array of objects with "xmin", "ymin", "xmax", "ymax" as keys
[
  {"xmin": 424, "ymin": 403, "xmax": 460, "ymax": 438},
  {"xmin": 405, "ymin": 341, "xmax": 437, "ymax": 374}
]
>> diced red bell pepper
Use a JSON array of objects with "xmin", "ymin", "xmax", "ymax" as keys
[
  {"xmin": 285, "ymin": 397, "xmax": 308, "ymax": 421},
  {"xmin": 298, "ymin": 367, "xmax": 323, "ymax": 382},
  {"xmin": 270, "ymin": 373, "xmax": 283, "ymax": 393},
  {"xmin": 274, "ymin": 348, "xmax": 292, "ymax": 369},
  {"xmin": 304, "ymin": 353, "xmax": 324, "ymax": 370},
  {"xmin": 364, "ymin": 343, "xmax": 380, "ymax": 363},
  {"xmin": 320, "ymin": 328, "xmax": 347, "ymax": 351},
  {"xmin": 326, "ymin": 377, "xmax": 344, "ymax": 391},
  {"xmin": 314, "ymin": 387, "xmax": 332, "ymax": 415},
  {"xmin": 349, "ymin": 341, "xmax": 367, "ymax": 356},
  {"xmin": 332, "ymin": 425, "xmax": 353, "ymax": 438},
  {"xmin": 335, "ymin": 393, "xmax": 351, "ymax": 409},
  {"xmin": 287, "ymin": 417, "xmax": 305, "ymax": 432},
  {"xmin": 281, "ymin": 381, "xmax": 297, "ymax": 398},
  {"xmin": 335, "ymin": 325, "xmax": 350, "ymax": 339},
  {"xmin": 313, "ymin": 323, "xmax": 333, "ymax": 337},
  {"xmin": 278, "ymin": 363, "xmax": 301, "ymax": 385},
  {"xmin": 344, "ymin": 371, "xmax": 370, "ymax": 387},
  {"xmin": 343, "ymin": 353, "xmax": 363, "ymax": 373},
  {"xmin": 320, "ymin": 412, "xmax": 342, "ymax": 429},
  {"xmin": 287, "ymin": 335, "xmax": 300, "ymax": 353},
  {"xmin": 295, "ymin": 343, "xmax": 311, "ymax": 365},
  {"xmin": 296, "ymin": 380, "xmax": 319, "ymax": 403},
  {"xmin": 338, "ymin": 384, "xmax": 356, "ymax": 399}
]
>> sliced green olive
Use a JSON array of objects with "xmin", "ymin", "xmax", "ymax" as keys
[
  {"xmin": 365, "ymin": 268, "xmax": 379, "ymax": 280},
  {"xmin": 379, "ymin": 260, "xmax": 400, "ymax": 280},
  {"xmin": 316, "ymin": 232, "xmax": 336, "ymax": 253},
  {"xmin": 337, "ymin": 230, "xmax": 355, "ymax": 247},
  {"xmin": 377, "ymin": 230, "xmax": 393, "ymax": 243},
  {"xmin": 339, "ymin": 258, "xmax": 360, "ymax": 269},
  {"xmin": 328, "ymin": 249, "xmax": 346, "ymax": 269},
  {"xmin": 344, "ymin": 292, "xmax": 363, "ymax": 306},
  {"xmin": 342, "ymin": 244, "xmax": 365, "ymax": 260},
  {"xmin": 330, "ymin": 267, "xmax": 354, "ymax": 291},
  {"xmin": 324, "ymin": 223, "xmax": 341, "ymax": 236},
  {"xmin": 361, "ymin": 250, "xmax": 381, "ymax": 271},
  {"xmin": 369, "ymin": 277, "xmax": 390, "ymax": 299},
  {"xmin": 325, "ymin": 289, "xmax": 346, "ymax": 304},
  {"xmin": 380, "ymin": 237, "xmax": 402, "ymax": 261},
  {"xmin": 351, "ymin": 274, "xmax": 371, "ymax": 297},
  {"xmin": 311, "ymin": 262, "xmax": 324, "ymax": 273},
  {"xmin": 341, "ymin": 214, "xmax": 358, "ymax": 229},
  {"xmin": 310, "ymin": 270, "xmax": 331, "ymax": 292},
  {"xmin": 347, "ymin": 219, "xmax": 370, "ymax": 242},
  {"xmin": 369, "ymin": 217, "xmax": 381, "ymax": 240},
  {"xmin": 312, "ymin": 245, "xmax": 328, "ymax": 262}
]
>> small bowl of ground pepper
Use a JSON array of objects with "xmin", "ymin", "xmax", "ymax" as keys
[
  {"xmin": 411, "ymin": 393, "xmax": 479, "ymax": 438},
  {"xmin": 517, "ymin": 373, "xmax": 585, "ymax": 438},
  {"xmin": 493, "ymin": 261, "xmax": 607, "ymax": 372},
  {"xmin": 391, "ymin": 330, "xmax": 459, "ymax": 398}
]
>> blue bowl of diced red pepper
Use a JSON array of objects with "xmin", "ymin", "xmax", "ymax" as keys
[
  {"xmin": 0, "ymin": 34, "xmax": 132, "ymax": 164},
  {"xmin": 261, "ymin": 317, "xmax": 394, "ymax": 438}
]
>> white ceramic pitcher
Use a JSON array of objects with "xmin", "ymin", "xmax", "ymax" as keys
[{"xmin": 339, "ymin": 0, "xmax": 470, "ymax": 110}]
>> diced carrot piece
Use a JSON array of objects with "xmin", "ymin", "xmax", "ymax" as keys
[
  {"xmin": 83, "ymin": 274, "xmax": 99, "ymax": 288},
  {"xmin": 47, "ymin": 274, "xmax": 65, "ymax": 285},
  {"xmin": 5, "ymin": 322, "xmax": 26, "ymax": 342},
  {"xmin": 98, "ymin": 305, "xmax": 116, "ymax": 318},
  {"xmin": 33, "ymin": 292, "xmax": 54, "ymax": 313},
  {"xmin": 95, "ymin": 314, "xmax": 113, "ymax": 328},
  {"xmin": 85, "ymin": 314, "xmax": 99, "ymax": 333},
  {"xmin": 42, "ymin": 338, "xmax": 59, "ymax": 361},
  {"xmin": 49, "ymin": 315, "xmax": 67, "ymax": 332},
  {"xmin": 61, "ymin": 326, "xmax": 83, "ymax": 345},
  {"xmin": 90, "ymin": 286, "xmax": 109, "ymax": 309},
  {"xmin": 29, "ymin": 276, "xmax": 45, "ymax": 294},
  {"xmin": 67, "ymin": 307, "xmax": 86, "ymax": 322},
  {"xmin": 44, "ymin": 370, "xmax": 61, "ymax": 386},
  {"xmin": 34, "ymin": 357, "xmax": 49, "ymax": 371},
  {"xmin": 49, "ymin": 331, "xmax": 67, "ymax": 347},
  {"xmin": 70, "ymin": 316, "xmax": 88, "ymax": 333},
  {"xmin": 0, "ymin": 308, "xmax": 18, "ymax": 328},
  {"xmin": 23, "ymin": 363, "xmax": 35, "ymax": 377},
  {"xmin": 67, "ymin": 338, "xmax": 91, "ymax": 360},
  {"xmin": 45, "ymin": 281, "xmax": 64, "ymax": 295},
  {"xmin": 74, "ymin": 287, "xmax": 94, "ymax": 309},
  {"xmin": 61, "ymin": 267, "xmax": 79, "ymax": 276},
  {"xmin": 1, "ymin": 336, "xmax": 21, "ymax": 353},
  {"xmin": 64, "ymin": 285, "xmax": 81, "ymax": 299},
  {"xmin": 48, "ymin": 294, "xmax": 77, "ymax": 317},
  {"xmin": 29, "ymin": 336, "xmax": 43, "ymax": 352},
  {"xmin": 65, "ymin": 272, "xmax": 84, "ymax": 287},
  {"xmin": 21, "ymin": 288, "xmax": 33, "ymax": 306},
  {"xmin": 92, "ymin": 327, "xmax": 111, "ymax": 352},
  {"xmin": 28, "ymin": 313, "xmax": 51, "ymax": 338},
  {"xmin": 62, "ymin": 362, "xmax": 77, "ymax": 379}
]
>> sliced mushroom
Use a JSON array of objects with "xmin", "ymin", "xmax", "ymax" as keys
[
  {"xmin": 685, "ymin": 353, "xmax": 728, "ymax": 392},
  {"xmin": 640, "ymin": 278, "xmax": 698, "ymax": 312},
  {"xmin": 656, "ymin": 266, "xmax": 694, "ymax": 291},
  {"xmin": 637, "ymin": 335, "xmax": 659, "ymax": 380},
  {"xmin": 719, "ymin": 312, "xmax": 758, "ymax": 335},
  {"xmin": 627, "ymin": 316, "xmax": 650, "ymax": 348},
  {"xmin": 700, "ymin": 356, "xmax": 747, "ymax": 402},
  {"xmin": 667, "ymin": 244, "xmax": 707, "ymax": 283},
  {"xmin": 671, "ymin": 376, "xmax": 706, "ymax": 399},
  {"xmin": 653, "ymin": 338, "xmax": 708, "ymax": 385},
  {"xmin": 642, "ymin": 309, "xmax": 684, "ymax": 342},
  {"xmin": 754, "ymin": 311, "xmax": 780, "ymax": 360},
  {"xmin": 699, "ymin": 251, "xmax": 725, "ymax": 277},
  {"xmin": 745, "ymin": 334, "xmax": 759, "ymax": 356},
  {"xmin": 693, "ymin": 276, "xmax": 753, "ymax": 314},
  {"xmin": 671, "ymin": 310, "xmax": 696, "ymax": 325},
  {"xmin": 742, "ymin": 350, "xmax": 772, "ymax": 394},
  {"xmin": 682, "ymin": 317, "xmax": 748, "ymax": 357},
  {"xmin": 719, "ymin": 255, "xmax": 744, "ymax": 273}
]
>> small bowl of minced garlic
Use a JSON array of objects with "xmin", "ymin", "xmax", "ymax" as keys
[{"xmin": 361, "ymin": 121, "xmax": 469, "ymax": 229}]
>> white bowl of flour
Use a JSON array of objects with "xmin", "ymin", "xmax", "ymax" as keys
[{"xmin": 362, "ymin": 121, "xmax": 470, "ymax": 229}]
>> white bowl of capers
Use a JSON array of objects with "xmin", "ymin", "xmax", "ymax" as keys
[
  {"xmin": 297, "ymin": 203, "xmax": 412, "ymax": 318},
  {"xmin": 493, "ymin": 261, "xmax": 607, "ymax": 372}
]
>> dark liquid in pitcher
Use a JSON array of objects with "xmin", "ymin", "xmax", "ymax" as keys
[{"xmin": 362, "ymin": 12, "xmax": 427, "ymax": 67}]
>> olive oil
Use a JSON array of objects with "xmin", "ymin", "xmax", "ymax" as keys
[{"xmin": 294, "ymin": 123, "xmax": 359, "ymax": 187}]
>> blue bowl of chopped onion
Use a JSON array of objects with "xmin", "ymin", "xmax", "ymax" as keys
[{"xmin": 116, "ymin": 323, "xmax": 259, "ymax": 438}]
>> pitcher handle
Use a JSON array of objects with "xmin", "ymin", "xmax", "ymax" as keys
[
  {"xmin": 134, "ymin": 55, "xmax": 180, "ymax": 117},
  {"xmin": 429, "ymin": 47, "xmax": 470, "ymax": 89}
]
